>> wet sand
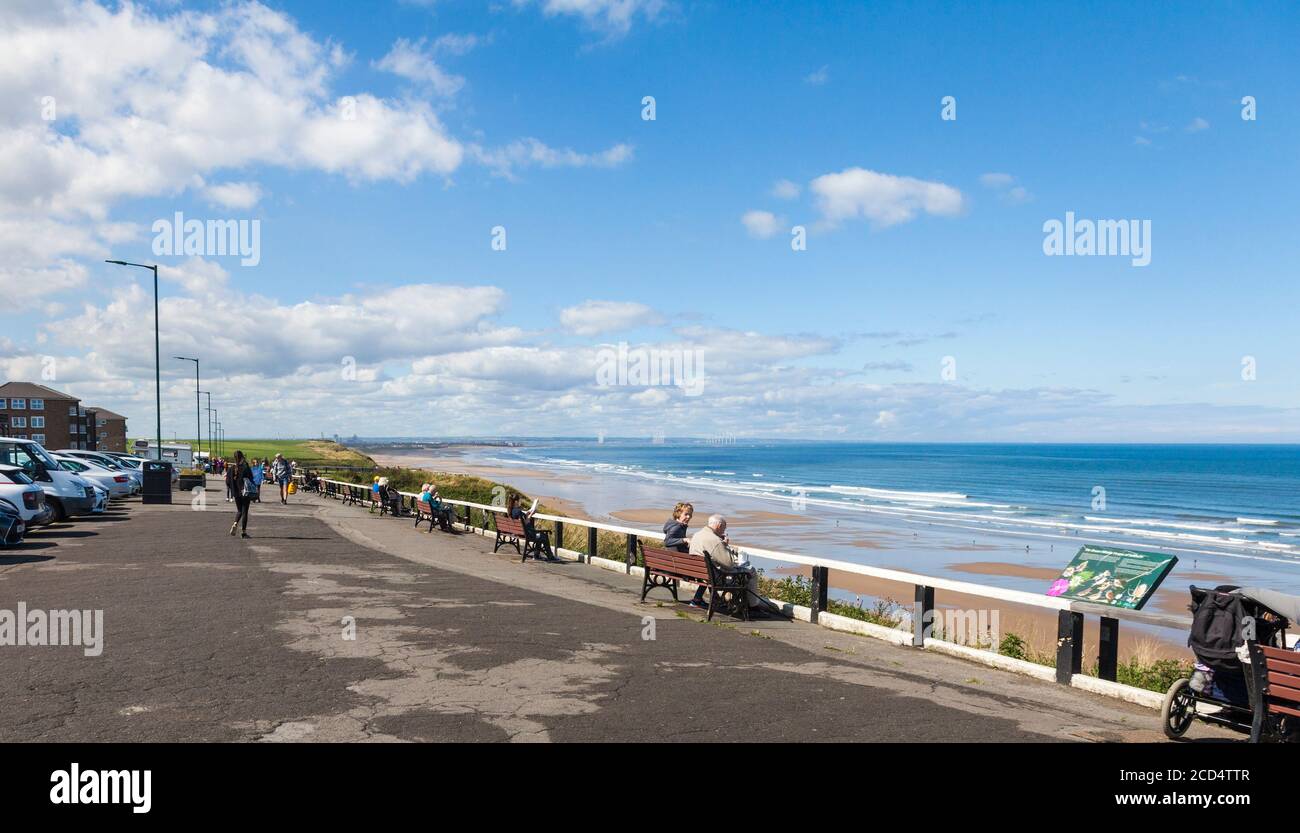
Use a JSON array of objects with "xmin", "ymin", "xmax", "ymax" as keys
[{"xmin": 359, "ymin": 444, "xmax": 1207, "ymax": 663}]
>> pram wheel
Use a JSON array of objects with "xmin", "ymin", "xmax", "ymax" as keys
[{"xmin": 1162, "ymin": 678, "xmax": 1195, "ymax": 739}]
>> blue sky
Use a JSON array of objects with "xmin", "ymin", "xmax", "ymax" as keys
[{"xmin": 1, "ymin": 0, "xmax": 1297, "ymax": 441}]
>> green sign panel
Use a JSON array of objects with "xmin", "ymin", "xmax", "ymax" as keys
[{"xmin": 1046, "ymin": 545, "xmax": 1177, "ymax": 610}]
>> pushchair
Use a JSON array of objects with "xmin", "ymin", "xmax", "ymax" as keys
[{"xmin": 1162, "ymin": 585, "xmax": 1300, "ymax": 742}]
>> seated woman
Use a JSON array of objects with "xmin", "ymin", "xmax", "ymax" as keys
[
  {"xmin": 665, "ymin": 502, "xmax": 706, "ymax": 609},
  {"xmin": 508, "ymin": 493, "xmax": 558, "ymax": 561}
]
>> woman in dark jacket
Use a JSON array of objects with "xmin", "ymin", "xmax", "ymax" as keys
[
  {"xmin": 229, "ymin": 450, "xmax": 254, "ymax": 538},
  {"xmin": 665, "ymin": 502, "xmax": 706, "ymax": 608}
]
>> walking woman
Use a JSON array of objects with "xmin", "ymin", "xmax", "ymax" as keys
[
  {"xmin": 229, "ymin": 450, "xmax": 254, "ymax": 538},
  {"xmin": 271, "ymin": 453, "xmax": 292, "ymax": 504}
]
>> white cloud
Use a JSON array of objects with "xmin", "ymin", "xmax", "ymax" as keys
[
  {"xmin": 1186, "ymin": 116, "xmax": 1210, "ymax": 133},
  {"xmin": 515, "ymin": 0, "xmax": 668, "ymax": 37},
  {"xmin": 472, "ymin": 138, "xmax": 633, "ymax": 178},
  {"xmin": 810, "ymin": 167, "xmax": 964, "ymax": 228},
  {"xmin": 979, "ymin": 172, "xmax": 1014, "ymax": 189},
  {"xmin": 202, "ymin": 180, "xmax": 264, "ymax": 210},
  {"xmin": 374, "ymin": 37, "xmax": 466, "ymax": 97},
  {"xmin": 804, "ymin": 65, "xmax": 829, "ymax": 86},
  {"xmin": 771, "ymin": 179, "xmax": 800, "ymax": 199},
  {"xmin": 741, "ymin": 209, "xmax": 783, "ymax": 239},
  {"xmin": 979, "ymin": 172, "xmax": 1032, "ymax": 204},
  {"xmin": 560, "ymin": 300, "xmax": 663, "ymax": 335}
]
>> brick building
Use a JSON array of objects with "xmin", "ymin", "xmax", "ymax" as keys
[
  {"xmin": 87, "ymin": 406, "xmax": 129, "ymax": 452},
  {"xmin": 0, "ymin": 382, "xmax": 125, "ymax": 451}
]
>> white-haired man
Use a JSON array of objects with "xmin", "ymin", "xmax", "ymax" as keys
[{"xmin": 689, "ymin": 514, "xmax": 758, "ymax": 611}]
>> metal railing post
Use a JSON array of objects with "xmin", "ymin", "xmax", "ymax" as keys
[
  {"xmin": 809, "ymin": 566, "xmax": 829, "ymax": 623},
  {"xmin": 554, "ymin": 520, "xmax": 564, "ymax": 557},
  {"xmin": 587, "ymin": 527, "xmax": 598, "ymax": 562},
  {"xmin": 625, "ymin": 533, "xmax": 637, "ymax": 570},
  {"xmin": 1098, "ymin": 616, "xmax": 1119, "ymax": 682},
  {"xmin": 1056, "ymin": 610, "xmax": 1084, "ymax": 684},
  {"xmin": 913, "ymin": 585, "xmax": 935, "ymax": 647}
]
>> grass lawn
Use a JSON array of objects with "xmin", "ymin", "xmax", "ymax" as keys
[{"xmin": 166, "ymin": 439, "xmax": 375, "ymax": 467}]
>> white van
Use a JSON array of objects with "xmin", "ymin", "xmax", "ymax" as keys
[{"xmin": 0, "ymin": 438, "xmax": 96, "ymax": 521}]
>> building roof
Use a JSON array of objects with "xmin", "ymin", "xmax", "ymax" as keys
[
  {"xmin": 87, "ymin": 407, "xmax": 128, "ymax": 421},
  {"xmin": 0, "ymin": 382, "xmax": 79, "ymax": 401}
]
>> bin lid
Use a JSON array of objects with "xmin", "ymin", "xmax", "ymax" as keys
[{"xmin": 144, "ymin": 461, "xmax": 173, "ymax": 472}]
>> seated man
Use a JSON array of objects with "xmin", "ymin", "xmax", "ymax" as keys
[
  {"xmin": 508, "ymin": 493, "xmax": 558, "ymax": 561},
  {"xmin": 689, "ymin": 514, "xmax": 760, "ymax": 611}
]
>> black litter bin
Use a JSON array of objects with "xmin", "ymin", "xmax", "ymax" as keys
[{"xmin": 142, "ymin": 460, "xmax": 173, "ymax": 504}]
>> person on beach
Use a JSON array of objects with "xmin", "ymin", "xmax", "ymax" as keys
[
  {"xmin": 229, "ymin": 450, "xmax": 254, "ymax": 538},
  {"xmin": 508, "ymin": 493, "xmax": 558, "ymax": 561},
  {"xmin": 690, "ymin": 514, "xmax": 760, "ymax": 611},
  {"xmin": 271, "ymin": 453, "xmax": 292, "ymax": 504},
  {"xmin": 665, "ymin": 502, "xmax": 707, "ymax": 609}
]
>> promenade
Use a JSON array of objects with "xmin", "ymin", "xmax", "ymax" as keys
[{"xmin": 0, "ymin": 478, "xmax": 1215, "ymax": 743}]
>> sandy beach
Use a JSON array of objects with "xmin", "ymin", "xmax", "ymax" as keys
[{"xmin": 361, "ymin": 444, "xmax": 1205, "ymax": 662}]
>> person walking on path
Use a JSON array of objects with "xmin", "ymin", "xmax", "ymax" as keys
[
  {"xmin": 224, "ymin": 457, "xmax": 236, "ymax": 503},
  {"xmin": 271, "ymin": 453, "xmax": 292, "ymax": 504},
  {"xmin": 229, "ymin": 450, "xmax": 254, "ymax": 538}
]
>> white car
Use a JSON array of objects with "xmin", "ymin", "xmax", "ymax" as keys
[
  {"xmin": 0, "ymin": 463, "xmax": 52, "ymax": 526},
  {"xmin": 106, "ymin": 453, "xmax": 176, "ymax": 487},
  {"xmin": 0, "ymin": 438, "xmax": 96, "ymax": 520},
  {"xmin": 53, "ymin": 455, "xmax": 133, "ymax": 499}
]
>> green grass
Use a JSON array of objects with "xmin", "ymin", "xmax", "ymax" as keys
[{"xmin": 168, "ymin": 439, "xmax": 374, "ymax": 468}]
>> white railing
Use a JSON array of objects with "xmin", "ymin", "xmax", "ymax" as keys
[{"xmin": 305, "ymin": 473, "xmax": 1193, "ymax": 685}]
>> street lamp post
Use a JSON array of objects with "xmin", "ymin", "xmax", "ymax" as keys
[
  {"xmin": 105, "ymin": 260, "xmax": 162, "ymax": 460},
  {"xmin": 175, "ymin": 357, "xmax": 200, "ymax": 464}
]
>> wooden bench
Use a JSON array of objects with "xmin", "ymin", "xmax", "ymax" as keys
[
  {"xmin": 640, "ymin": 544, "xmax": 750, "ymax": 622},
  {"xmin": 414, "ymin": 498, "xmax": 454, "ymax": 533},
  {"xmin": 1249, "ymin": 643, "xmax": 1300, "ymax": 742},
  {"xmin": 494, "ymin": 515, "xmax": 548, "ymax": 563}
]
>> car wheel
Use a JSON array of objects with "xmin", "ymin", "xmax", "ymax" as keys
[{"xmin": 49, "ymin": 499, "xmax": 67, "ymax": 522}]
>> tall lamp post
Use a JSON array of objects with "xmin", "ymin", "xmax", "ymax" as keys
[
  {"xmin": 175, "ymin": 357, "xmax": 200, "ymax": 464},
  {"xmin": 105, "ymin": 260, "xmax": 162, "ymax": 460},
  {"xmin": 202, "ymin": 395, "xmax": 214, "ymax": 462}
]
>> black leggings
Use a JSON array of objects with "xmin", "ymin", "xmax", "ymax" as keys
[{"xmin": 234, "ymin": 495, "xmax": 252, "ymax": 531}]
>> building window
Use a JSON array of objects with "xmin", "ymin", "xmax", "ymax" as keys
[
  {"xmin": 30, "ymin": 398, "xmax": 43, "ymax": 410},
  {"xmin": 0, "ymin": 399, "xmax": 6, "ymax": 408},
  {"xmin": 32, "ymin": 434, "xmax": 45, "ymax": 443},
  {"xmin": 69, "ymin": 405, "xmax": 77, "ymax": 416},
  {"xmin": 10, "ymin": 417, "xmax": 25, "ymax": 428},
  {"xmin": 11, "ymin": 399, "xmax": 25, "ymax": 409},
  {"xmin": 99, "ymin": 431, "xmax": 107, "ymax": 438},
  {"xmin": 31, "ymin": 417, "xmax": 44, "ymax": 428}
]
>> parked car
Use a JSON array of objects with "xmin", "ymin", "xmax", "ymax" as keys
[
  {"xmin": 0, "ymin": 439, "xmax": 96, "ymax": 521},
  {"xmin": 0, "ymin": 498, "xmax": 25, "ymax": 546},
  {"xmin": 105, "ymin": 452, "xmax": 176, "ymax": 486},
  {"xmin": 0, "ymin": 463, "xmax": 53, "ymax": 526},
  {"xmin": 53, "ymin": 455, "xmax": 133, "ymax": 499},
  {"xmin": 58, "ymin": 449, "xmax": 143, "ymax": 493},
  {"xmin": 88, "ymin": 483, "xmax": 109, "ymax": 514}
]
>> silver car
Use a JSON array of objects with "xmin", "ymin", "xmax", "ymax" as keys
[
  {"xmin": 53, "ymin": 455, "xmax": 133, "ymax": 499},
  {"xmin": 58, "ymin": 450, "xmax": 143, "ymax": 493}
]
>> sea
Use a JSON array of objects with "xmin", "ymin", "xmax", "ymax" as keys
[{"xmin": 439, "ymin": 440, "xmax": 1300, "ymax": 597}]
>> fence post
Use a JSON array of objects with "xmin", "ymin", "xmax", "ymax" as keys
[
  {"xmin": 587, "ymin": 527, "xmax": 597, "ymax": 563},
  {"xmin": 809, "ymin": 566, "xmax": 829, "ymax": 623},
  {"xmin": 554, "ymin": 520, "xmax": 564, "ymax": 558},
  {"xmin": 1098, "ymin": 616, "xmax": 1119, "ymax": 682},
  {"xmin": 913, "ymin": 585, "xmax": 935, "ymax": 647},
  {"xmin": 626, "ymin": 533, "xmax": 637, "ymax": 571},
  {"xmin": 1056, "ymin": 610, "xmax": 1084, "ymax": 684}
]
